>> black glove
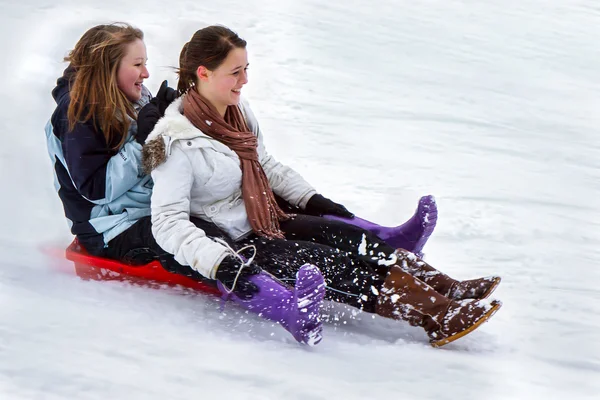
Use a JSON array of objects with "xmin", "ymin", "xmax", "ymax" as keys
[
  {"xmin": 153, "ymin": 80, "xmax": 178, "ymax": 115},
  {"xmin": 305, "ymin": 194, "xmax": 354, "ymax": 218},
  {"xmin": 135, "ymin": 80, "xmax": 177, "ymax": 145},
  {"xmin": 215, "ymin": 255, "xmax": 261, "ymax": 299}
]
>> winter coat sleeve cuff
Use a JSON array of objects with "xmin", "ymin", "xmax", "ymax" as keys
[{"xmin": 296, "ymin": 189, "xmax": 318, "ymax": 210}]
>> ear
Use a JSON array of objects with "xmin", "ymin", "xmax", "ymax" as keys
[{"xmin": 196, "ymin": 65, "xmax": 210, "ymax": 82}]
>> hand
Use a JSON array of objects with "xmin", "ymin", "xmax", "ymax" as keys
[
  {"xmin": 305, "ymin": 194, "xmax": 354, "ymax": 218},
  {"xmin": 135, "ymin": 102, "xmax": 160, "ymax": 145},
  {"xmin": 216, "ymin": 255, "xmax": 261, "ymax": 299},
  {"xmin": 153, "ymin": 80, "xmax": 177, "ymax": 116},
  {"xmin": 135, "ymin": 81, "xmax": 177, "ymax": 145}
]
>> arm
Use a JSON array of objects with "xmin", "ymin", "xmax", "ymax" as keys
[
  {"xmin": 60, "ymin": 118, "xmax": 146, "ymax": 205},
  {"xmin": 150, "ymin": 144, "xmax": 229, "ymax": 279}
]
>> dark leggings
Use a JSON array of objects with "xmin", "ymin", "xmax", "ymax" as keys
[
  {"xmin": 84, "ymin": 216, "xmax": 227, "ymax": 284},
  {"xmin": 85, "ymin": 214, "xmax": 396, "ymax": 312},
  {"xmin": 235, "ymin": 215, "xmax": 396, "ymax": 312}
]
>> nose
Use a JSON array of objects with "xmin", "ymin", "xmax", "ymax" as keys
[
  {"xmin": 141, "ymin": 65, "xmax": 150, "ymax": 79},
  {"xmin": 239, "ymin": 69, "xmax": 248, "ymax": 85}
]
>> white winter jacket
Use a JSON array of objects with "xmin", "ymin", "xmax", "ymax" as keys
[{"xmin": 143, "ymin": 96, "xmax": 317, "ymax": 279}]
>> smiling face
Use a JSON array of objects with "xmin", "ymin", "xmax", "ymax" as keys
[
  {"xmin": 116, "ymin": 38, "xmax": 149, "ymax": 102},
  {"xmin": 196, "ymin": 47, "xmax": 248, "ymax": 116}
]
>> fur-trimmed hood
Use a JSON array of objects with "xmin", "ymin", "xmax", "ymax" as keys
[
  {"xmin": 141, "ymin": 97, "xmax": 216, "ymax": 174},
  {"xmin": 141, "ymin": 96, "xmax": 258, "ymax": 174}
]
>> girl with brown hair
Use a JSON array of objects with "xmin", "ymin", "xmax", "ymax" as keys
[
  {"xmin": 46, "ymin": 23, "xmax": 327, "ymax": 346},
  {"xmin": 141, "ymin": 25, "xmax": 502, "ymax": 347},
  {"xmin": 45, "ymin": 24, "xmax": 220, "ymax": 283}
]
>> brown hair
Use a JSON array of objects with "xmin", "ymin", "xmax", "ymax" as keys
[
  {"xmin": 65, "ymin": 23, "xmax": 144, "ymax": 150},
  {"xmin": 177, "ymin": 25, "xmax": 247, "ymax": 96}
]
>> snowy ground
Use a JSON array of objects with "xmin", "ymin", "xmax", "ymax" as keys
[{"xmin": 1, "ymin": 0, "xmax": 599, "ymax": 399}]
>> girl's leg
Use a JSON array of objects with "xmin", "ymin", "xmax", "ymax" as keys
[
  {"xmin": 240, "ymin": 235, "xmax": 385, "ymax": 313},
  {"xmin": 394, "ymin": 249, "xmax": 501, "ymax": 301},
  {"xmin": 276, "ymin": 194, "xmax": 438, "ymax": 255},
  {"xmin": 280, "ymin": 215, "xmax": 500, "ymax": 301},
  {"xmin": 377, "ymin": 265, "xmax": 502, "ymax": 347},
  {"xmin": 101, "ymin": 216, "xmax": 227, "ymax": 282},
  {"xmin": 280, "ymin": 214, "xmax": 397, "ymax": 259},
  {"xmin": 242, "ymin": 235, "xmax": 501, "ymax": 347},
  {"xmin": 219, "ymin": 264, "xmax": 327, "ymax": 346},
  {"xmin": 324, "ymin": 195, "xmax": 438, "ymax": 256}
]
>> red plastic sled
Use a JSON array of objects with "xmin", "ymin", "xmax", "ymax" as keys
[{"xmin": 64, "ymin": 238, "xmax": 221, "ymax": 295}]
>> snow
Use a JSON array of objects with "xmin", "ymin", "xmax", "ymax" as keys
[
  {"xmin": 1, "ymin": 0, "xmax": 600, "ymax": 399},
  {"xmin": 357, "ymin": 233, "xmax": 368, "ymax": 255}
]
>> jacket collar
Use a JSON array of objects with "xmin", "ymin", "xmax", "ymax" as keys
[
  {"xmin": 145, "ymin": 96, "xmax": 210, "ymax": 144},
  {"xmin": 142, "ymin": 95, "xmax": 227, "ymax": 174}
]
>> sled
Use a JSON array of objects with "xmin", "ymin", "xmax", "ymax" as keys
[{"xmin": 64, "ymin": 238, "xmax": 221, "ymax": 295}]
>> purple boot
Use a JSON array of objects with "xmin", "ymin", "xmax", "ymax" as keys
[
  {"xmin": 325, "ymin": 195, "xmax": 438, "ymax": 256},
  {"xmin": 218, "ymin": 264, "xmax": 326, "ymax": 346}
]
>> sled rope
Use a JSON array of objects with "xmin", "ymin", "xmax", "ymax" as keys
[{"xmin": 214, "ymin": 238, "xmax": 257, "ymax": 295}]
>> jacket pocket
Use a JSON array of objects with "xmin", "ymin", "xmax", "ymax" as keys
[
  {"xmin": 202, "ymin": 152, "xmax": 242, "ymax": 199},
  {"xmin": 201, "ymin": 200, "xmax": 251, "ymax": 241}
]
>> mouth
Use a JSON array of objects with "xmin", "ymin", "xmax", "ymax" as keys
[
  {"xmin": 232, "ymin": 88, "xmax": 241, "ymax": 94},
  {"xmin": 135, "ymin": 82, "xmax": 143, "ymax": 90}
]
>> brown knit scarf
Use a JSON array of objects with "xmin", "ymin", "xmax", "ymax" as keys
[{"xmin": 183, "ymin": 89, "xmax": 289, "ymax": 239}]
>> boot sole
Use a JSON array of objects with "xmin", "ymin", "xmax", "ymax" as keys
[{"xmin": 430, "ymin": 300, "xmax": 502, "ymax": 348}]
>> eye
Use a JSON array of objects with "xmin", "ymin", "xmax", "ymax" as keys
[{"xmin": 233, "ymin": 67, "xmax": 249, "ymax": 76}]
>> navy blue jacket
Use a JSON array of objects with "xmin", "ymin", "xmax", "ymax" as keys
[{"xmin": 45, "ymin": 68, "xmax": 153, "ymax": 253}]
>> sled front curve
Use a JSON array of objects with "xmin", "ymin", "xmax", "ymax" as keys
[{"xmin": 65, "ymin": 238, "xmax": 221, "ymax": 295}]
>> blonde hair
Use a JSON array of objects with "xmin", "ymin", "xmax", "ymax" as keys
[{"xmin": 65, "ymin": 23, "xmax": 144, "ymax": 150}]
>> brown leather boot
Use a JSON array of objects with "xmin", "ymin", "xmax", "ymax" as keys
[
  {"xmin": 394, "ymin": 249, "xmax": 501, "ymax": 300},
  {"xmin": 447, "ymin": 276, "xmax": 501, "ymax": 300},
  {"xmin": 429, "ymin": 298, "xmax": 502, "ymax": 347},
  {"xmin": 376, "ymin": 265, "xmax": 502, "ymax": 347}
]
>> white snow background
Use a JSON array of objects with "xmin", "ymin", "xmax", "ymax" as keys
[{"xmin": 1, "ymin": 0, "xmax": 599, "ymax": 399}]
